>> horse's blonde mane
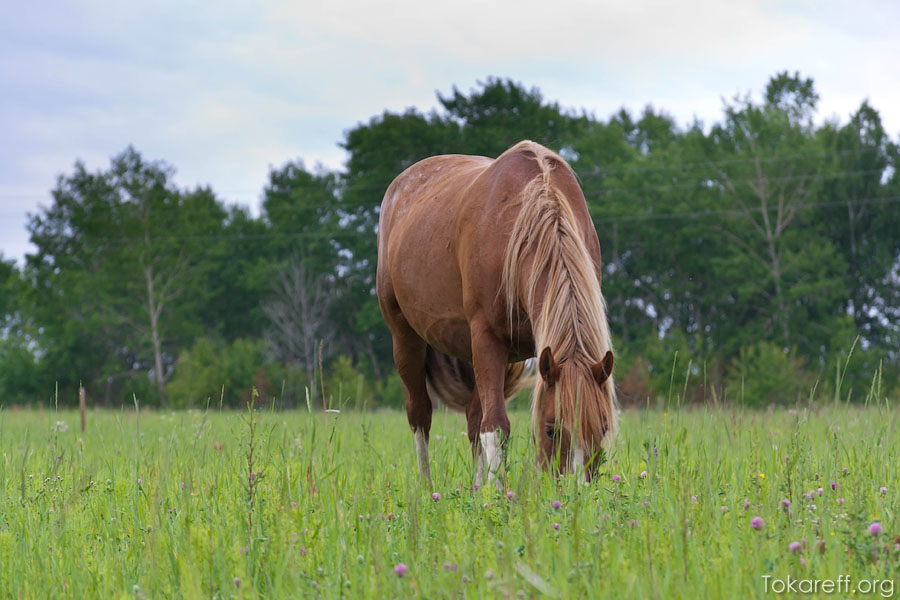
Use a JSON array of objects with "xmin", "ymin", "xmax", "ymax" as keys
[{"xmin": 500, "ymin": 141, "xmax": 618, "ymax": 453}]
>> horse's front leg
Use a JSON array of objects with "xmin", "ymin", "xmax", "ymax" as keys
[
  {"xmin": 469, "ymin": 316, "xmax": 510, "ymax": 489},
  {"xmin": 466, "ymin": 385, "xmax": 486, "ymax": 487}
]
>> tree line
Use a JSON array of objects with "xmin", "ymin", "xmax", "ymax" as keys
[{"xmin": 1, "ymin": 72, "xmax": 899, "ymax": 409}]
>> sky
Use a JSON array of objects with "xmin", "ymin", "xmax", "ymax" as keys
[{"xmin": 2, "ymin": 0, "xmax": 899, "ymax": 265}]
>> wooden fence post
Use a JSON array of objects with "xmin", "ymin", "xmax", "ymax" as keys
[{"xmin": 79, "ymin": 386, "xmax": 86, "ymax": 432}]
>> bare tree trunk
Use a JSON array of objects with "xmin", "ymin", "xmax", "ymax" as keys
[
  {"xmin": 263, "ymin": 258, "xmax": 337, "ymax": 402},
  {"xmin": 718, "ymin": 154, "xmax": 809, "ymax": 348},
  {"xmin": 144, "ymin": 263, "xmax": 167, "ymax": 406}
]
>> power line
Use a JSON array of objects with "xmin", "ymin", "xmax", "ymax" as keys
[
  {"xmin": 1, "ymin": 165, "xmax": 893, "ymax": 219},
  {"xmin": 592, "ymin": 194, "xmax": 900, "ymax": 223},
  {"xmin": 0, "ymin": 147, "xmax": 892, "ymax": 207},
  {"xmin": 16, "ymin": 194, "xmax": 900, "ymax": 247},
  {"xmin": 577, "ymin": 147, "xmax": 889, "ymax": 176}
]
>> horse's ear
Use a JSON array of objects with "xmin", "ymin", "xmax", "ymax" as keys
[
  {"xmin": 539, "ymin": 347, "xmax": 560, "ymax": 386},
  {"xmin": 591, "ymin": 351, "xmax": 614, "ymax": 386}
]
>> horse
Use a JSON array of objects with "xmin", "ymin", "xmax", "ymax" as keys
[{"xmin": 376, "ymin": 140, "xmax": 617, "ymax": 486}]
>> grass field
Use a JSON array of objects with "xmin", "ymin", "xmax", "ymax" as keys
[{"xmin": 1, "ymin": 403, "xmax": 898, "ymax": 598}]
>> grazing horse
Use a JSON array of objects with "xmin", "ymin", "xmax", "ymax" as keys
[{"xmin": 376, "ymin": 140, "xmax": 617, "ymax": 485}]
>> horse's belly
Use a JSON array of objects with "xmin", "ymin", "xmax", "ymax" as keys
[
  {"xmin": 421, "ymin": 318, "xmax": 472, "ymax": 360},
  {"xmin": 392, "ymin": 272, "xmax": 473, "ymax": 360}
]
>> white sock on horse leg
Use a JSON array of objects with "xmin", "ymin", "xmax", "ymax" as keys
[
  {"xmin": 480, "ymin": 431, "xmax": 502, "ymax": 485},
  {"xmin": 414, "ymin": 427, "xmax": 432, "ymax": 483}
]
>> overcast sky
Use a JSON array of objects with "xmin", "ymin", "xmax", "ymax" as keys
[{"xmin": 2, "ymin": 0, "xmax": 899, "ymax": 265}]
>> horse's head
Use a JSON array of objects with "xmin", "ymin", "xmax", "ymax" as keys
[{"xmin": 535, "ymin": 346, "xmax": 615, "ymax": 480}]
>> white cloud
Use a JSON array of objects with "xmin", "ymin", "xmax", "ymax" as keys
[{"xmin": 1, "ymin": 0, "xmax": 899, "ymax": 264}]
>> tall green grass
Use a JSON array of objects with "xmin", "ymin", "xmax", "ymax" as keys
[{"xmin": 0, "ymin": 403, "xmax": 897, "ymax": 598}]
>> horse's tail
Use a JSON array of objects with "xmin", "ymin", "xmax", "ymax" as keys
[{"xmin": 425, "ymin": 346, "xmax": 530, "ymax": 411}]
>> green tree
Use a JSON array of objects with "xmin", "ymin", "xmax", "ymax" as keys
[
  {"xmin": 0, "ymin": 256, "xmax": 44, "ymax": 404},
  {"xmin": 26, "ymin": 148, "xmax": 228, "ymax": 406},
  {"xmin": 0, "ymin": 254, "xmax": 17, "ymax": 327},
  {"xmin": 818, "ymin": 101, "xmax": 900, "ymax": 349},
  {"xmin": 707, "ymin": 73, "xmax": 846, "ymax": 358},
  {"xmin": 438, "ymin": 77, "xmax": 579, "ymax": 156}
]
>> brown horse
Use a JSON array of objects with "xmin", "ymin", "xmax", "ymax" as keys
[{"xmin": 376, "ymin": 140, "xmax": 617, "ymax": 486}]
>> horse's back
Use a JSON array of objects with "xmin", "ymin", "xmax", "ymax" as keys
[
  {"xmin": 377, "ymin": 154, "xmax": 491, "ymax": 359},
  {"xmin": 376, "ymin": 141, "xmax": 600, "ymax": 361}
]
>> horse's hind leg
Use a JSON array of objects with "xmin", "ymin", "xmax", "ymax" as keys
[{"xmin": 383, "ymin": 306, "xmax": 434, "ymax": 486}]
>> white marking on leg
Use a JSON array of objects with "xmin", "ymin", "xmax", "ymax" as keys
[
  {"xmin": 474, "ymin": 448, "xmax": 484, "ymax": 488},
  {"xmin": 414, "ymin": 427, "xmax": 432, "ymax": 483},
  {"xmin": 571, "ymin": 443, "xmax": 586, "ymax": 482},
  {"xmin": 480, "ymin": 431, "xmax": 502, "ymax": 486}
]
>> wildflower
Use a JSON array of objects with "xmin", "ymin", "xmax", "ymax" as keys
[
  {"xmin": 551, "ymin": 500, "xmax": 562, "ymax": 509},
  {"xmin": 751, "ymin": 516, "xmax": 764, "ymax": 530},
  {"xmin": 443, "ymin": 562, "xmax": 457, "ymax": 571},
  {"xmin": 642, "ymin": 501, "xmax": 650, "ymax": 507},
  {"xmin": 880, "ymin": 486, "xmax": 888, "ymax": 495},
  {"xmin": 291, "ymin": 502, "xmax": 298, "ymax": 509},
  {"xmin": 799, "ymin": 557, "xmax": 807, "ymax": 568},
  {"xmin": 299, "ymin": 546, "xmax": 307, "ymax": 556},
  {"xmin": 640, "ymin": 471, "xmax": 647, "ymax": 479},
  {"xmin": 842, "ymin": 467, "xmax": 849, "ymax": 475},
  {"xmin": 629, "ymin": 519, "xmax": 638, "ymax": 527},
  {"xmin": 137, "ymin": 477, "xmax": 143, "ymax": 485},
  {"xmin": 234, "ymin": 577, "xmax": 241, "ymax": 588},
  {"xmin": 612, "ymin": 475, "xmax": 621, "ymax": 483},
  {"xmin": 394, "ymin": 563, "xmax": 408, "ymax": 577},
  {"xmin": 507, "ymin": 491, "xmax": 515, "ymax": 501},
  {"xmin": 817, "ymin": 487, "xmax": 824, "ymax": 496},
  {"xmin": 789, "ymin": 541, "xmax": 802, "ymax": 554},
  {"xmin": 691, "ymin": 495, "xmax": 697, "ymax": 503},
  {"xmin": 831, "ymin": 481, "xmax": 837, "ymax": 491},
  {"xmin": 837, "ymin": 497, "xmax": 845, "ymax": 505},
  {"xmin": 432, "ymin": 492, "xmax": 441, "ymax": 502},
  {"xmin": 744, "ymin": 499, "xmax": 750, "ymax": 510},
  {"xmin": 816, "ymin": 540, "xmax": 826, "ymax": 554},
  {"xmin": 869, "ymin": 522, "xmax": 883, "ymax": 536},
  {"xmin": 358, "ymin": 514, "xmax": 364, "ymax": 520},
  {"xmin": 52, "ymin": 421, "xmax": 68, "ymax": 433},
  {"xmin": 553, "ymin": 522, "xmax": 560, "ymax": 530},
  {"xmin": 814, "ymin": 473, "xmax": 819, "ymax": 480},
  {"xmin": 759, "ymin": 473, "xmax": 765, "ymax": 479},
  {"xmin": 781, "ymin": 499, "xmax": 791, "ymax": 511},
  {"xmin": 240, "ymin": 546, "xmax": 249, "ymax": 555},
  {"xmin": 721, "ymin": 506, "xmax": 727, "ymax": 514}
]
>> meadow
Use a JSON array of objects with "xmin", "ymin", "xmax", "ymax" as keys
[{"xmin": 0, "ymin": 402, "xmax": 898, "ymax": 598}]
